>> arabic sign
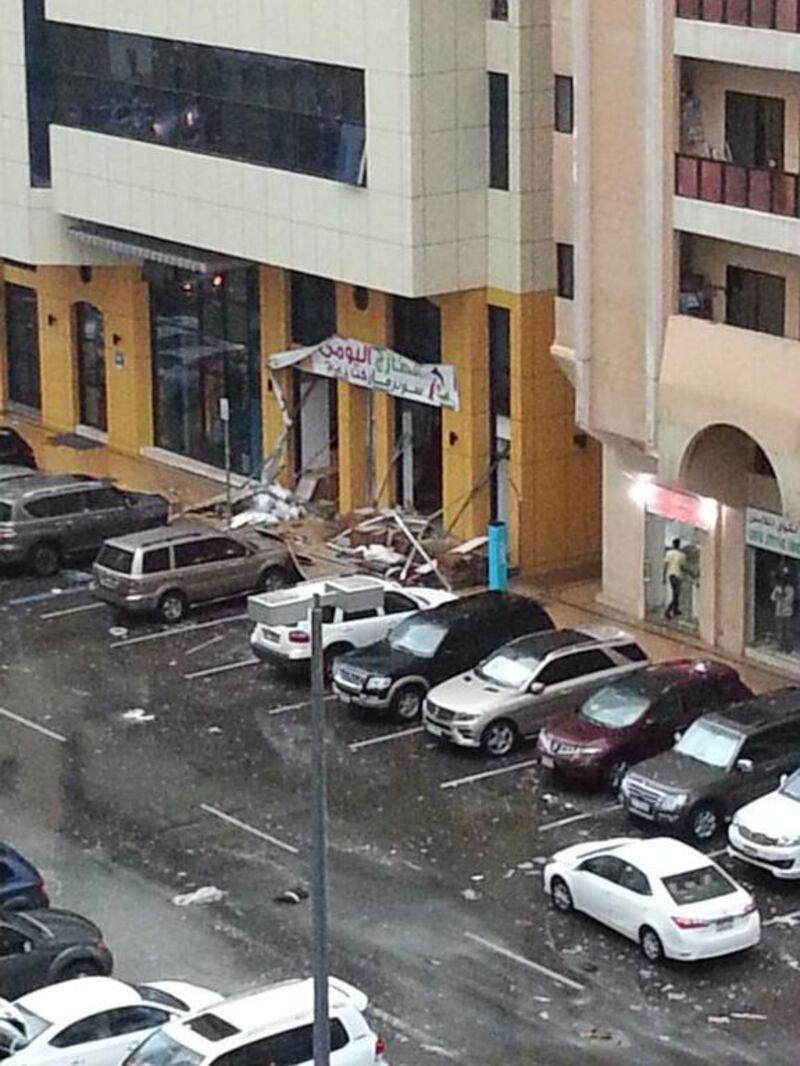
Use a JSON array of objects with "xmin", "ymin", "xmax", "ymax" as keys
[
  {"xmin": 646, "ymin": 486, "xmax": 714, "ymax": 531},
  {"xmin": 746, "ymin": 508, "xmax": 800, "ymax": 562},
  {"xmin": 269, "ymin": 336, "xmax": 459, "ymax": 411}
]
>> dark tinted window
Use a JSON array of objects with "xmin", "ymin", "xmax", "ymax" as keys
[
  {"xmin": 0, "ymin": 503, "xmax": 10, "ymax": 522},
  {"xmin": 96, "ymin": 545, "xmax": 134, "ymax": 574},
  {"xmin": 85, "ymin": 487, "xmax": 124, "ymax": 511},
  {"xmin": 0, "ymin": 927, "xmax": 28, "ymax": 957},
  {"xmin": 538, "ymin": 649, "xmax": 614, "ymax": 686},
  {"xmin": 489, "ymin": 72, "xmax": 509, "ymax": 190},
  {"xmin": 108, "ymin": 1007, "xmax": 170, "ymax": 1037},
  {"xmin": 213, "ymin": 1020, "xmax": 347, "ymax": 1066},
  {"xmin": 52, "ymin": 1014, "xmax": 115, "ymax": 1047},
  {"xmin": 342, "ymin": 608, "xmax": 378, "ymax": 622},
  {"xmin": 556, "ymin": 243, "xmax": 574, "ymax": 300},
  {"xmin": 290, "ymin": 273, "xmax": 336, "ymax": 345},
  {"xmin": 384, "ymin": 591, "xmax": 417, "ymax": 615},
  {"xmin": 26, "ymin": 491, "xmax": 88, "ymax": 518},
  {"xmin": 0, "ymin": 863, "xmax": 15, "ymax": 885},
  {"xmin": 554, "ymin": 75, "xmax": 574, "ymax": 133},
  {"xmin": 142, "ymin": 547, "xmax": 171, "ymax": 574},
  {"xmin": 662, "ymin": 865, "xmax": 736, "ymax": 905},
  {"xmin": 173, "ymin": 540, "xmax": 213, "ymax": 568},
  {"xmin": 740, "ymin": 726, "xmax": 788, "ymax": 764},
  {"xmin": 579, "ymin": 856, "xmax": 624, "ymax": 883},
  {"xmin": 619, "ymin": 643, "xmax": 648, "ymax": 663},
  {"xmin": 619, "ymin": 863, "xmax": 651, "ymax": 895}
]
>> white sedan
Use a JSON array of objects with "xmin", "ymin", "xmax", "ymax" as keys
[
  {"xmin": 729, "ymin": 767, "xmax": 800, "ymax": 878},
  {"xmin": 0, "ymin": 977, "xmax": 220, "ymax": 1066},
  {"xmin": 543, "ymin": 836, "xmax": 760, "ymax": 962}
]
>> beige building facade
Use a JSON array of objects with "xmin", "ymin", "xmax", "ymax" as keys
[{"xmin": 553, "ymin": 0, "xmax": 800, "ymax": 673}]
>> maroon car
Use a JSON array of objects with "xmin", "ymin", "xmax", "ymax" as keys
[{"xmin": 537, "ymin": 659, "xmax": 751, "ymax": 791}]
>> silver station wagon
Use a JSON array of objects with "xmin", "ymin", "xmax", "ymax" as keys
[
  {"xmin": 92, "ymin": 522, "xmax": 297, "ymax": 623},
  {"xmin": 424, "ymin": 626, "xmax": 650, "ymax": 757}
]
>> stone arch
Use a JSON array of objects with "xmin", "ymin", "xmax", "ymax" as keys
[{"xmin": 680, "ymin": 423, "xmax": 783, "ymax": 514}]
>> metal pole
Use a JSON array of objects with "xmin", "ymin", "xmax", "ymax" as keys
[
  {"xmin": 221, "ymin": 397, "xmax": 232, "ymax": 528},
  {"xmin": 310, "ymin": 594, "xmax": 330, "ymax": 1066}
]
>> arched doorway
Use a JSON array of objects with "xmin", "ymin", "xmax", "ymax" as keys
[
  {"xmin": 75, "ymin": 302, "xmax": 107, "ymax": 433},
  {"xmin": 681, "ymin": 423, "xmax": 781, "ymax": 513}
]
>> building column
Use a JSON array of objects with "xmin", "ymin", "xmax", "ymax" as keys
[
  {"xmin": 259, "ymin": 266, "xmax": 293, "ymax": 482},
  {"xmin": 35, "ymin": 268, "xmax": 78, "ymax": 433},
  {"xmin": 101, "ymin": 267, "xmax": 153, "ymax": 456},
  {"xmin": 335, "ymin": 285, "xmax": 392, "ymax": 514},
  {"xmin": 440, "ymin": 289, "xmax": 490, "ymax": 540}
]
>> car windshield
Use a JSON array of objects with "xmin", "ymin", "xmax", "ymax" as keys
[
  {"xmin": 475, "ymin": 646, "xmax": 540, "ymax": 689},
  {"xmin": 662, "ymin": 865, "xmax": 737, "ymax": 905},
  {"xmin": 579, "ymin": 685, "xmax": 649, "ymax": 728},
  {"xmin": 675, "ymin": 720, "xmax": 741, "ymax": 769},
  {"xmin": 781, "ymin": 770, "xmax": 800, "ymax": 802},
  {"xmin": 96, "ymin": 545, "xmax": 134, "ymax": 574},
  {"xmin": 125, "ymin": 1030, "xmax": 203, "ymax": 1066},
  {"xmin": 388, "ymin": 618, "xmax": 446, "ymax": 658}
]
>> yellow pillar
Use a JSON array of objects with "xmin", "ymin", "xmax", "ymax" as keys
[
  {"xmin": 35, "ymin": 268, "xmax": 78, "ymax": 433},
  {"xmin": 98, "ymin": 267, "xmax": 153, "ymax": 456},
  {"xmin": 335, "ymin": 285, "xmax": 392, "ymax": 514},
  {"xmin": 440, "ymin": 289, "xmax": 490, "ymax": 540},
  {"xmin": 259, "ymin": 266, "xmax": 293, "ymax": 482}
]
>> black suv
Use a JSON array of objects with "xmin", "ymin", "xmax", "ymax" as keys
[
  {"xmin": 331, "ymin": 590, "xmax": 554, "ymax": 721},
  {"xmin": 620, "ymin": 687, "xmax": 800, "ymax": 842}
]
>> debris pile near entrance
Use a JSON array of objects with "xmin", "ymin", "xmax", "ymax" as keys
[{"xmin": 230, "ymin": 482, "xmax": 306, "ymax": 528}]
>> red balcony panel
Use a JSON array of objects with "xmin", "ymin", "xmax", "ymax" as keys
[
  {"xmin": 751, "ymin": 0, "xmax": 776, "ymax": 26},
  {"xmin": 725, "ymin": 0, "xmax": 750, "ymax": 23},
  {"xmin": 776, "ymin": 0, "xmax": 799, "ymax": 30},
  {"xmin": 701, "ymin": 0, "xmax": 724, "ymax": 18},
  {"xmin": 724, "ymin": 165, "xmax": 748, "ymax": 207},
  {"xmin": 748, "ymin": 169, "xmax": 772, "ymax": 211},
  {"xmin": 676, "ymin": 155, "xmax": 700, "ymax": 197},
  {"xmin": 677, "ymin": 0, "xmax": 701, "ymax": 14},
  {"xmin": 699, "ymin": 158, "xmax": 723, "ymax": 201},
  {"xmin": 773, "ymin": 173, "xmax": 797, "ymax": 216}
]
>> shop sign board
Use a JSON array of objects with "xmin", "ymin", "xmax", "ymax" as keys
[
  {"xmin": 646, "ymin": 485, "xmax": 714, "ymax": 531},
  {"xmin": 269, "ymin": 335, "xmax": 460, "ymax": 411},
  {"xmin": 746, "ymin": 508, "xmax": 800, "ymax": 561}
]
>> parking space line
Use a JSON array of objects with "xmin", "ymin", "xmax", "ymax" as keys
[
  {"xmin": 185, "ymin": 658, "xmax": 258, "ymax": 680},
  {"xmin": 0, "ymin": 707, "xmax": 67, "ymax": 744},
  {"xmin": 201, "ymin": 803, "xmax": 300, "ymax": 855},
  {"xmin": 268, "ymin": 695, "xmax": 337, "ymax": 716},
  {"xmin": 111, "ymin": 612, "xmax": 249, "ymax": 648},
  {"xmin": 370, "ymin": 1007, "xmax": 461, "ymax": 1062},
  {"xmin": 40, "ymin": 602, "xmax": 105, "ymax": 620},
  {"xmin": 8, "ymin": 586, "xmax": 88, "ymax": 607},
  {"xmin": 707, "ymin": 847, "xmax": 727, "ymax": 859},
  {"xmin": 349, "ymin": 726, "xmax": 425, "ymax": 751},
  {"xmin": 439, "ymin": 759, "xmax": 539, "ymax": 791},
  {"xmin": 464, "ymin": 931, "xmax": 585, "ymax": 993},
  {"xmin": 538, "ymin": 804, "xmax": 621, "ymax": 832},
  {"xmin": 185, "ymin": 634, "xmax": 225, "ymax": 657}
]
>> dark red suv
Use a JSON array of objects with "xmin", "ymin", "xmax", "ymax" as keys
[{"xmin": 537, "ymin": 660, "xmax": 751, "ymax": 791}]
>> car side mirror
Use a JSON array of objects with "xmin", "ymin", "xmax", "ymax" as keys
[
  {"xmin": 781, "ymin": 773, "xmax": 788, "ymax": 788},
  {"xmin": 737, "ymin": 758, "xmax": 754, "ymax": 774},
  {"xmin": 673, "ymin": 730, "xmax": 683, "ymax": 743},
  {"xmin": 529, "ymin": 681, "xmax": 545, "ymax": 695}
]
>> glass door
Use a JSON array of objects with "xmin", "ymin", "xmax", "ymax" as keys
[
  {"xmin": 4, "ymin": 283, "xmax": 41, "ymax": 410},
  {"xmin": 75, "ymin": 302, "xmax": 107, "ymax": 431}
]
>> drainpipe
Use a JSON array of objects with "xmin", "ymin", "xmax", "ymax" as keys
[{"xmin": 571, "ymin": 0, "xmax": 591, "ymax": 430}]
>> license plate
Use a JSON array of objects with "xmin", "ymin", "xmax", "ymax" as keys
[
  {"xmin": 629, "ymin": 797, "xmax": 652, "ymax": 816},
  {"xmin": 540, "ymin": 755, "xmax": 554, "ymax": 769},
  {"xmin": 716, "ymin": 917, "xmax": 734, "ymax": 931}
]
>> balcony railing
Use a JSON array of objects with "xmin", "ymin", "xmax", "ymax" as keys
[
  {"xmin": 675, "ymin": 153, "xmax": 800, "ymax": 217},
  {"xmin": 676, "ymin": 0, "xmax": 800, "ymax": 31}
]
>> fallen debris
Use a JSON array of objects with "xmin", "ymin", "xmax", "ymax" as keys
[
  {"xmin": 121, "ymin": 708, "xmax": 155, "ymax": 723},
  {"xmin": 173, "ymin": 885, "xmax": 227, "ymax": 907},
  {"xmin": 274, "ymin": 885, "xmax": 310, "ymax": 905}
]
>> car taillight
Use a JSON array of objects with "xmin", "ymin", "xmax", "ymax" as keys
[
  {"xmin": 374, "ymin": 1037, "xmax": 386, "ymax": 1060},
  {"xmin": 37, "ymin": 875, "xmax": 46, "ymax": 899},
  {"xmin": 0, "ymin": 529, "xmax": 16, "ymax": 540},
  {"xmin": 288, "ymin": 631, "xmax": 310, "ymax": 645},
  {"xmin": 671, "ymin": 916, "xmax": 708, "ymax": 930}
]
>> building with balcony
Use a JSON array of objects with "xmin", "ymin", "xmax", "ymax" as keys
[
  {"xmin": 0, "ymin": 0, "xmax": 600, "ymax": 579},
  {"xmin": 553, "ymin": 0, "xmax": 800, "ymax": 671}
]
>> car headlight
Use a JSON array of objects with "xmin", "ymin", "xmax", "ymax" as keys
[
  {"xmin": 660, "ymin": 792, "xmax": 689, "ymax": 813},
  {"xmin": 365, "ymin": 676, "xmax": 392, "ymax": 693}
]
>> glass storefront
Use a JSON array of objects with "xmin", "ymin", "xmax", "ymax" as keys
[
  {"xmin": 4, "ymin": 283, "xmax": 41, "ymax": 410},
  {"xmin": 644, "ymin": 513, "xmax": 702, "ymax": 630},
  {"xmin": 75, "ymin": 302, "xmax": 107, "ymax": 432},
  {"xmin": 150, "ymin": 267, "xmax": 261, "ymax": 476},
  {"xmin": 746, "ymin": 509, "xmax": 800, "ymax": 665}
]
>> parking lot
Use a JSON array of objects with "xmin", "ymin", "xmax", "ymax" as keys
[{"xmin": 2, "ymin": 567, "xmax": 800, "ymax": 1064}]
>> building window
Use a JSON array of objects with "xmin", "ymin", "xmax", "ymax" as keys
[
  {"xmin": 75, "ymin": 302, "xmax": 107, "ymax": 432},
  {"xmin": 488, "ymin": 305, "xmax": 510, "ymax": 420},
  {"xmin": 490, "ymin": 0, "xmax": 509, "ymax": 19},
  {"xmin": 290, "ymin": 274, "xmax": 336, "ymax": 346},
  {"xmin": 556, "ymin": 243, "xmax": 575, "ymax": 300},
  {"xmin": 23, "ymin": 0, "xmax": 52, "ymax": 186},
  {"xmin": 725, "ymin": 91, "xmax": 784, "ymax": 169},
  {"xmin": 554, "ymin": 75, "xmax": 574, "ymax": 134},
  {"xmin": 726, "ymin": 265, "xmax": 785, "ymax": 336},
  {"xmin": 488, "ymin": 72, "xmax": 509, "ymax": 191},
  {"xmin": 49, "ymin": 26, "xmax": 366, "ymax": 186},
  {"xmin": 4, "ymin": 283, "xmax": 41, "ymax": 409}
]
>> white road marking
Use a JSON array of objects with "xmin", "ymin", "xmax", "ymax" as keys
[
  {"xmin": 8, "ymin": 586, "xmax": 88, "ymax": 607},
  {"xmin": 439, "ymin": 759, "xmax": 540, "ymax": 791},
  {"xmin": 370, "ymin": 1008, "xmax": 461, "ymax": 1061},
  {"xmin": 706, "ymin": 847, "xmax": 727, "ymax": 859},
  {"xmin": 465, "ymin": 931, "xmax": 585, "ymax": 993},
  {"xmin": 268, "ymin": 695, "xmax": 337, "ymax": 716},
  {"xmin": 184, "ymin": 658, "xmax": 258, "ymax": 680},
  {"xmin": 764, "ymin": 909, "xmax": 800, "ymax": 928},
  {"xmin": 0, "ymin": 707, "xmax": 67, "ymax": 744},
  {"xmin": 110, "ymin": 612, "xmax": 249, "ymax": 648},
  {"xmin": 201, "ymin": 803, "xmax": 299, "ymax": 855},
  {"xmin": 40, "ymin": 602, "xmax": 105, "ymax": 620},
  {"xmin": 185, "ymin": 634, "xmax": 225, "ymax": 657},
  {"xmin": 538, "ymin": 804, "xmax": 621, "ymax": 832},
  {"xmin": 349, "ymin": 726, "xmax": 425, "ymax": 751}
]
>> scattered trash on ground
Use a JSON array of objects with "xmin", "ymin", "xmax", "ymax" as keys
[
  {"xmin": 122, "ymin": 708, "xmax": 155, "ymax": 723},
  {"xmin": 461, "ymin": 887, "xmax": 481, "ymax": 901},
  {"xmin": 173, "ymin": 885, "xmax": 227, "ymax": 907},
  {"xmin": 109, "ymin": 626, "xmax": 128, "ymax": 638},
  {"xmin": 274, "ymin": 885, "xmax": 310, "ymax": 905}
]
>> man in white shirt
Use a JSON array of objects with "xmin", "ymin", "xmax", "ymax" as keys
[
  {"xmin": 771, "ymin": 569, "xmax": 796, "ymax": 654},
  {"xmin": 663, "ymin": 538, "xmax": 687, "ymax": 620}
]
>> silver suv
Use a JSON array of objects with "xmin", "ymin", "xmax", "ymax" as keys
[
  {"xmin": 423, "ymin": 625, "xmax": 649, "ymax": 757},
  {"xmin": 92, "ymin": 522, "xmax": 296, "ymax": 623},
  {"xmin": 0, "ymin": 475, "xmax": 168, "ymax": 576}
]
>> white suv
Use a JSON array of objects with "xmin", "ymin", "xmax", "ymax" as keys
[
  {"xmin": 249, "ymin": 575, "xmax": 453, "ymax": 673},
  {"xmin": 125, "ymin": 977, "xmax": 389, "ymax": 1066}
]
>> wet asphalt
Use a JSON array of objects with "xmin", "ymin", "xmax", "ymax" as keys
[{"xmin": 2, "ymin": 570, "xmax": 800, "ymax": 1064}]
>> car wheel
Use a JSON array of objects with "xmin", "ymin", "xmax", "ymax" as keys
[
  {"xmin": 260, "ymin": 565, "xmax": 290, "ymax": 592},
  {"xmin": 550, "ymin": 876, "xmax": 573, "ymax": 913},
  {"xmin": 639, "ymin": 926, "xmax": 665, "ymax": 963},
  {"xmin": 323, "ymin": 644, "xmax": 352, "ymax": 683},
  {"xmin": 480, "ymin": 719, "xmax": 518, "ymax": 758},
  {"xmin": 57, "ymin": 959, "xmax": 104, "ymax": 981},
  {"xmin": 158, "ymin": 590, "xmax": 188, "ymax": 625},
  {"xmin": 391, "ymin": 684, "xmax": 426, "ymax": 721},
  {"xmin": 608, "ymin": 759, "xmax": 629, "ymax": 793},
  {"xmin": 688, "ymin": 803, "xmax": 721, "ymax": 842},
  {"xmin": 29, "ymin": 541, "xmax": 61, "ymax": 577}
]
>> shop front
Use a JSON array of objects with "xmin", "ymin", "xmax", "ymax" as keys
[
  {"xmin": 3, "ymin": 282, "xmax": 41, "ymax": 411},
  {"xmin": 746, "ymin": 508, "xmax": 800, "ymax": 666}
]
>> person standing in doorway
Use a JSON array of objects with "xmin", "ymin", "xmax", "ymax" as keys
[
  {"xmin": 771, "ymin": 568, "xmax": 796, "ymax": 654},
  {"xmin": 663, "ymin": 538, "xmax": 687, "ymax": 620}
]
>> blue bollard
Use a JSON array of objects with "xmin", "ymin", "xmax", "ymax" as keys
[{"xmin": 488, "ymin": 522, "xmax": 508, "ymax": 592}]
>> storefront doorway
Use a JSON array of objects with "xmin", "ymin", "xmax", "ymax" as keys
[
  {"xmin": 293, "ymin": 372, "xmax": 338, "ymax": 497},
  {"xmin": 746, "ymin": 509, "xmax": 800, "ymax": 666},
  {"xmin": 644, "ymin": 513, "xmax": 701, "ymax": 629},
  {"xmin": 75, "ymin": 302, "xmax": 107, "ymax": 433},
  {"xmin": 4, "ymin": 283, "xmax": 41, "ymax": 411},
  {"xmin": 396, "ymin": 399, "xmax": 442, "ymax": 517}
]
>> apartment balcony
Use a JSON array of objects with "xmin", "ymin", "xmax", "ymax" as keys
[
  {"xmin": 676, "ymin": 0, "xmax": 800, "ymax": 71},
  {"xmin": 674, "ymin": 153, "xmax": 800, "ymax": 254}
]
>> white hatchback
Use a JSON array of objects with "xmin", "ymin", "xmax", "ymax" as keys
[
  {"xmin": 544, "ymin": 836, "xmax": 760, "ymax": 962},
  {"xmin": 729, "ymin": 767, "xmax": 800, "ymax": 878},
  {"xmin": 0, "ymin": 977, "xmax": 220, "ymax": 1066},
  {"xmin": 249, "ymin": 575, "xmax": 452, "ymax": 673}
]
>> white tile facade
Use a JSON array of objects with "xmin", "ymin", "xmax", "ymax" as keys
[{"xmin": 1, "ymin": 0, "xmax": 554, "ymax": 296}]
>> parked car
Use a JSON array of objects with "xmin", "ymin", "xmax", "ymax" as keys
[
  {"xmin": 544, "ymin": 836, "xmax": 760, "ymax": 962},
  {"xmin": 125, "ymin": 977, "xmax": 388, "ymax": 1066},
  {"xmin": 332, "ymin": 591, "xmax": 554, "ymax": 722},
  {"xmin": 0, "ymin": 977, "xmax": 220, "ymax": 1065},
  {"xmin": 424, "ymin": 626, "xmax": 649, "ymax": 757},
  {"xmin": 0, "ymin": 908, "xmax": 112, "ymax": 999},
  {"xmin": 620, "ymin": 687, "xmax": 800, "ymax": 842},
  {"xmin": 0, "ymin": 429, "xmax": 35, "ymax": 470},
  {"xmin": 728, "ymin": 766, "xmax": 800, "ymax": 879},
  {"xmin": 249, "ymin": 575, "xmax": 453, "ymax": 675},
  {"xmin": 0, "ymin": 845, "xmax": 48, "ymax": 911},
  {"xmin": 537, "ymin": 660, "xmax": 751, "ymax": 789},
  {"xmin": 0, "ymin": 476, "xmax": 169, "ymax": 577},
  {"xmin": 93, "ymin": 523, "xmax": 297, "ymax": 624}
]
